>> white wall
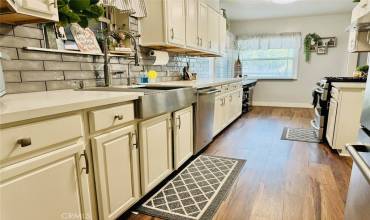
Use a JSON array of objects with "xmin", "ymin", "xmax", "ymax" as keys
[{"xmin": 231, "ymin": 13, "xmax": 355, "ymax": 108}]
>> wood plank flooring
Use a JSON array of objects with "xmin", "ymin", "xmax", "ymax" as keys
[{"xmin": 126, "ymin": 107, "xmax": 353, "ymax": 220}]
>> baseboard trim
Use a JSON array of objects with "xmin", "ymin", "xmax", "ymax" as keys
[{"xmin": 252, "ymin": 101, "xmax": 312, "ymax": 108}]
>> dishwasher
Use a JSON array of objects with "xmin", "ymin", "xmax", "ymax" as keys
[{"xmin": 194, "ymin": 87, "xmax": 219, "ymax": 153}]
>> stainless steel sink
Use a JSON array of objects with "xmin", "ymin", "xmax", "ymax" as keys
[{"xmin": 80, "ymin": 85, "xmax": 196, "ymax": 119}]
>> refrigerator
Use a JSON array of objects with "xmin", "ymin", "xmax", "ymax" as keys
[{"xmin": 344, "ymin": 78, "xmax": 370, "ymax": 220}]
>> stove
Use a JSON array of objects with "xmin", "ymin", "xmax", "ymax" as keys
[{"xmin": 312, "ymin": 76, "xmax": 367, "ymax": 141}]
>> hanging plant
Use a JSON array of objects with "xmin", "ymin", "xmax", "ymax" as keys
[
  {"xmin": 304, "ymin": 33, "xmax": 321, "ymax": 62},
  {"xmin": 57, "ymin": 0, "xmax": 105, "ymax": 28}
]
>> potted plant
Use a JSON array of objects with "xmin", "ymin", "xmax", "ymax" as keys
[
  {"xmin": 57, "ymin": 0, "xmax": 104, "ymax": 28},
  {"xmin": 304, "ymin": 33, "xmax": 321, "ymax": 62}
]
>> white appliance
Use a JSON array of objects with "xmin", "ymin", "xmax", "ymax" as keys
[{"xmin": 0, "ymin": 52, "xmax": 9, "ymax": 97}]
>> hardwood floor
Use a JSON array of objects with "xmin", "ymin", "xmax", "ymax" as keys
[{"xmin": 127, "ymin": 107, "xmax": 353, "ymax": 220}]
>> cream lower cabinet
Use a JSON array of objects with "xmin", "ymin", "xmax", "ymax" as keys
[
  {"xmin": 173, "ymin": 106, "xmax": 194, "ymax": 169},
  {"xmin": 326, "ymin": 84, "xmax": 366, "ymax": 154},
  {"xmin": 139, "ymin": 113, "xmax": 173, "ymax": 194},
  {"xmin": 91, "ymin": 125, "xmax": 140, "ymax": 220},
  {"xmin": 213, "ymin": 94, "xmax": 226, "ymax": 136},
  {"xmin": 0, "ymin": 143, "xmax": 90, "ymax": 220},
  {"xmin": 213, "ymin": 85, "xmax": 243, "ymax": 137}
]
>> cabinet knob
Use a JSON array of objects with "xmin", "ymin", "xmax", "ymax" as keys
[
  {"xmin": 114, "ymin": 114, "xmax": 124, "ymax": 120},
  {"xmin": 17, "ymin": 138, "xmax": 32, "ymax": 147}
]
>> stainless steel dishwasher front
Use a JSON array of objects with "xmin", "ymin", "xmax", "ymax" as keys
[{"xmin": 194, "ymin": 88, "xmax": 219, "ymax": 153}]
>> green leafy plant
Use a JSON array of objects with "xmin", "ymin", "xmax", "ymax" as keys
[
  {"xmin": 57, "ymin": 0, "xmax": 104, "ymax": 28},
  {"xmin": 304, "ymin": 33, "xmax": 321, "ymax": 62},
  {"xmin": 353, "ymin": 0, "xmax": 360, "ymax": 3},
  {"xmin": 356, "ymin": 65, "xmax": 369, "ymax": 73}
]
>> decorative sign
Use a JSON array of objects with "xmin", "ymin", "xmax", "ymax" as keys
[{"xmin": 70, "ymin": 24, "xmax": 102, "ymax": 54}]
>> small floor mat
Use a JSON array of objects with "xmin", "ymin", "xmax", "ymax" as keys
[
  {"xmin": 281, "ymin": 127, "xmax": 321, "ymax": 143},
  {"xmin": 136, "ymin": 155, "xmax": 245, "ymax": 220}
]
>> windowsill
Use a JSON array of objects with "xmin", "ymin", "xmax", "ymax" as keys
[{"xmin": 247, "ymin": 76, "xmax": 298, "ymax": 80}]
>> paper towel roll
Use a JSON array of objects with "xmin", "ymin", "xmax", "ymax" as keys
[{"xmin": 149, "ymin": 50, "xmax": 169, "ymax": 65}]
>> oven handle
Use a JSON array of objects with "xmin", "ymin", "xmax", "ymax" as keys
[
  {"xmin": 310, "ymin": 119, "xmax": 320, "ymax": 130},
  {"xmin": 315, "ymin": 87, "xmax": 324, "ymax": 94},
  {"xmin": 346, "ymin": 144, "xmax": 370, "ymax": 185}
]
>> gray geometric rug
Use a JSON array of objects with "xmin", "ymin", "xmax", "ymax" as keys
[
  {"xmin": 136, "ymin": 155, "xmax": 245, "ymax": 220},
  {"xmin": 281, "ymin": 127, "xmax": 321, "ymax": 143}
]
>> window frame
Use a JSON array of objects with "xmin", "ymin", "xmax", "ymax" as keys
[{"xmin": 240, "ymin": 48, "xmax": 299, "ymax": 80}]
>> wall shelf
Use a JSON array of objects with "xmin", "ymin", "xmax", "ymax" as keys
[{"xmin": 23, "ymin": 47, "xmax": 132, "ymax": 57}]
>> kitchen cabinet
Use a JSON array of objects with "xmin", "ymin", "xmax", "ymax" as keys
[
  {"xmin": 207, "ymin": 7, "xmax": 220, "ymax": 53},
  {"xmin": 139, "ymin": 113, "xmax": 173, "ymax": 194},
  {"xmin": 173, "ymin": 106, "xmax": 194, "ymax": 169},
  {"xmin": 0, "ymin": 0, "xmax": 59, "ymax": 24},
  {"xmin": 198, "ymin": 2, "xmax": 208, "ymax": 50},
  {"xmin": 326, "ymin": 84, "xmax": 366, "ymax": 155},
  {"xmin": 91, "ymin": 125, "xmax": 140, "ymax": 220},
  {"xmin": 141, "ymin": 0, "xmax": 186, "ymax": 48},
  {"xmin": 186, "ymin": 0, "xmax": 199, "ymax": 49},
  {"xmin": 141, "ymin": 0, "xmax": 224, "ymax": 55},
  {"xmin": 0, "ymin": 142, "xmax": 90, "ymax": 220},
  {"xmin": 167, "ymin": 0, "xmax": 186, "ymax": 46},
  {"xmin": 213, "ymin": 93, "xmax": 226, "ymax": 136},
  {"xmin": 219, "ymin": 15, "xmax": 227, "ymax": 55},
  {"xmin": 213, "ymin": 83, "xmax": 243, "ymax": 136}
]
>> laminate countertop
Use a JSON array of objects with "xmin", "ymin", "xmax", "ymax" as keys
[
  {"xmin": 145, "ymin": 78, "xmax": 243, "ymax": 89},
  {"xmin": 0, "ymin": 89, "xmax": 143, "ymax": 125}
]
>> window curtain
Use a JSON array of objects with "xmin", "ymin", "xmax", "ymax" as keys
[{"xmin": 237, "ymin": 33, "xmax": 302, "ymax": 50}]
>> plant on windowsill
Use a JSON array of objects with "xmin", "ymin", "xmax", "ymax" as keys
[
  {"xmin": 304, "ymin": 33, "xmax": 321, "ymax": 62},
  {"xmin": 57, "ymin": 0, "xmax": 105, "ymax": 28}
]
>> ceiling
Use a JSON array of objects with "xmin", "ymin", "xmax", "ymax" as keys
[{"xmin": 220, "ymin": 0, "xmax": 355, "ymax": 21}]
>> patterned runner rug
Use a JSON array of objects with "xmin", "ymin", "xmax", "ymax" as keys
[
  {"xmin": 281, "ymin": 127, "xmax": 321, "ymax": 143},
  {"xmin": 136, "ymin": 155, "xmax": 245, "ymax": 220}
]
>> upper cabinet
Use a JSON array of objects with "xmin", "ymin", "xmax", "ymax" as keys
[
  {"xmin": 219, "ymin": 15, "xmax": 227, "ymax": 55},
  {"xmin": 207, "ymin": 7, "xmax": 220, "ymax": 53},
  {"xmin": 198, "ymin": 2, "xmax": 208, "ymax": 50},
  {"xmin": 0, "ymin": 0, "xmax": 59, "ymax": 24},
  {"xmin": 351, "ymin": 0, "xmax": 370, "ymax": 24},
  {"xmin": 141, "ymin": 0, "xmax": 225, "ymax": 56},
  {"xmin": 141, "ymin": 0, "xmax": 186, "ymax": 48},
  {"xmin": 167, "ymin": 0, "xmax": 186, "ymax": 46},
  {"xmin": 186, "ymin": 0, "xmax": 199, "ymax": 49}
]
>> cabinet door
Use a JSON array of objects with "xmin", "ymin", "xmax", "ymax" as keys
[
  {"xmin": 213, "ymin": 95, "xmax": 225, "ymax": 136},
  {"xmin": 198, "ymin": 2, "xmax": 208, "ymax": 50},
  {"xmin": 219, "ymin": 15, "xmax": 227, "ymax": 55},
  {"xmin": 139, "ymin": 113, "xmax": 173, "ymax": 194},
  {"xmin": 0, "ymin": 143, "xmax": 90, "ymax": 220},
  {"xmin": 207, "ymin": 7, "xmax": 220, "ymax": 53},
  {"xmin": 20, "ymin": 0, "xmax": 57, "ymax": 14},
  {"xmin": 92, "ymin": 125, "xmax": 140, "ymax": 220},
  {"xmin": 174, "ymin": 106, "xmax": 194, "ymax": 169},
  {"xmin": 166, "ymin": 0, "xmax": 186, "ymax": 46},
  {"xmin": 186, "ymin": 0, "xmax": 199, "ymax": 49},
  {"xmin": 326, "ymin": 98, "xmax": 338, "ymax": 147}
]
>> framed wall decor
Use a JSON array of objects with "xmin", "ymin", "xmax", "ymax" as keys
[{"xmin": 317, "ymin": 46, "xmax": 328, "ymax": 55}]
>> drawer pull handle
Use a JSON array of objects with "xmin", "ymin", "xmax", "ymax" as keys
[
  {"xmin": 17, "ymin": 138, "xmax": 32, "ymax": 147},
  {"xmin": 80, "ymin": 150, "xmax": 89, "ymax": 174},
  {"xmin": 114, "ymin": 114, "xmax": 124, "ymax": 120}
]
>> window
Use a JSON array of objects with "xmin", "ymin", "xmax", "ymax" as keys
[{"xmin": 238, "ymin": 33, "xmax": 301, "ymax": 80}]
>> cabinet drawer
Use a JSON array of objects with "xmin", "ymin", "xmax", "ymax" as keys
[
  {"xmin": 0, "ymin": 114, "xmax": 83, "ymax": 164},
  {"xmin": 89, "ymin": 103, "xmax": 135, "ymax": 132}
]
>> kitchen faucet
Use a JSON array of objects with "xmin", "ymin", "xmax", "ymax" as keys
[{"xmin": 103, "ymin": 31, "xmax": 141, "ymax": 87}]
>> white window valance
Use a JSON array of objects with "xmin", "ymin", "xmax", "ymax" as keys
[{"xmin": 238, "ymin": 32, "xmax": 302, "ymax": 50}]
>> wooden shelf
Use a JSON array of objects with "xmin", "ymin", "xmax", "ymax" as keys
[{"xmin": 24, "ymin": 47, "xmax": 132, "ymax": 57}]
